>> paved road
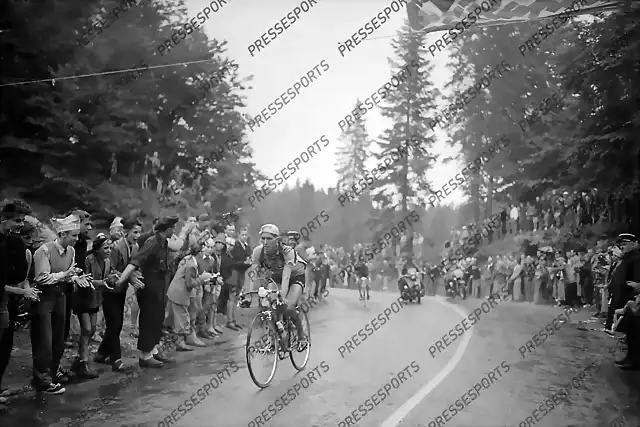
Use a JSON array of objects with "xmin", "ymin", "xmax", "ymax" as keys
[{"xmin": 3, "ymin": 289, "xmax": 639, "ymax": 427}]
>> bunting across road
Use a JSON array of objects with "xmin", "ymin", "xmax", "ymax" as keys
[{"xmin": 406, "ymin": 0, "xmax": 623, "ymax": 33}]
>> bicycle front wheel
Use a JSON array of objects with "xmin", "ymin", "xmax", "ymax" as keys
[
  {"xmin": 246, "ymin": 311, "xmax": 279, "ymax": 388},
  {"xmin": 289, "ymin": 309, "xmax": 311, "ymax": 371}
]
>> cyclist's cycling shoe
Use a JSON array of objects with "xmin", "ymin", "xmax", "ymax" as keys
[
  {"xmin": 322, "ymin": 289, "xmax": 329, "ymax": 297},
  {"xmin": 366, "ymin": 294, "xmax": 370, "ymax": 300},
  {"xmin": 297, "ymin": 337, "xmax": 309, "ymax": 352}
]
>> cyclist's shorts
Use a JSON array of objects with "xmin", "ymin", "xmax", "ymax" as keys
[{"xmin": 290, "ymin": 274, "xmax": 306, "ymax": 289}]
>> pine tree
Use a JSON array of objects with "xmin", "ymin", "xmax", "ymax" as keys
[
  {"xmin": 370, "ymin": 20, "xmax": 441, "ymax": 258},
  {"xmin": 334, "ymin": 99, "xmax": 371, "ymax": 194}
]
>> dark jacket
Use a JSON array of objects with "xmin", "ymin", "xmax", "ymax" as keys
[
  {"xmin": 0, "ymin": 233, "xmax": 29, "ymax": 301},
  {"xmin": 609, "ymin": 248, "xmax": 640, "ymax": 310},
  {"xmin": 228, "ymin": 240, "xmax": 251, "ymax": 287}
]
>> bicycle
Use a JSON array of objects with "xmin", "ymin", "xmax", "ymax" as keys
[{"xmin": 238, "ymin": 279, "xmax": 311, "ymax": 388}]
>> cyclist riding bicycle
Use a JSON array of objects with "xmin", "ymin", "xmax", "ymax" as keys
[
  {"xmin": 355, "ymin": 260, "xmax": 370, "ymax": 301},
  {"xmin": 250, "ymin": 224, "xmax": 308, "ymax": 350}
]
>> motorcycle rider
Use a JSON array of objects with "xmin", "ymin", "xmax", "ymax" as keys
[{"xmin": 398, "ymin": 267, "xmax": 421, "ymax": 301}]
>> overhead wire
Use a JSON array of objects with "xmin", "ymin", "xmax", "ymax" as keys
[{"xmin": 0, "ymin": 57, "xmax": 221, "ymax": 88}]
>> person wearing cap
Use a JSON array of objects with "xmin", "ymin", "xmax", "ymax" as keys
[
  {"xmin": 608, "ymin": 233, "xmax": 640, "ymax": 370},
  {"xmin": 72, "ymin": 233, "xmax": 119, "ymax": 379},
  {"xmin": 96, "ymin": 218, "xmax": 142, "ymax": 372},
  {"xmin": 116, "ymin": 216, "xmax": 179, "ymax": 368},
  {"xmin": 31, "ymin": 214, "xmax": 91, "ymax": 393},
  {"xmin": 605, "ymin": 233, "xmax": 640, "ymax": 333},
  {"xmin": 248, "ymin": 224, "xmax": 308, "ymax": 350},
  {"xmin": 0, "ymin": 201, "xmax": 41, "ymax": 402}
]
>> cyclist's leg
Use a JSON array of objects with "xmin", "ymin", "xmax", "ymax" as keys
[
  {"xmin": 284, "ymin": 282, "xmax": 305, "ymax": 340},
  {"xmin": 358, "ymin": 278, "xmax": 364, "ymax": 299},
  {"xmin": 366, "ymin": 278, "xmax": 371, "ymax": 299}
]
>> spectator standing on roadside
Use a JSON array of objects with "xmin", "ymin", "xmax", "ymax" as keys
[
  {"xmin": 96, "ymin": 218, "xmax": 141, "ymax": 372},
  {"xmin": 73, "ymin": 233, "xmax": 118, "ymax": 379},
  {"xmin": 509, "ymin": 204, "xmax": 519, "ymax": 234},
  {"xmin": 605, "ymin": 234, "xmax": 640, "ymax": 332},
  {"xmin": 167, "ymin": 241, "xmax": 212, "ymax": 350},
  {"xmin": 195, "ymin": 238, "xmax": 222, "ymax": 339},
  {"xmin": 142, "ymin": 154, "xmax": 151, "ymax": 190},
  {"xmin": 116, "ymin": 216, "xmax": 178, "ymax": 368},
  {"xmin": 31, "ymin": 215, "xmax": 83, "ymax": 393},
  {"xmin": 228, "ymin": 227, "xmax": 251, "ymax": 327},
  {"xmin": 0, "ymin": 201, "xmax": 40, "ymax": 402}
]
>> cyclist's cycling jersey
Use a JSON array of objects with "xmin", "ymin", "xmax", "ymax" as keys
[
  {"xmin": 252, "ymin": 243, "xmax": 307, "ymax": 284},
  {"xmin": 355, "ymin": 263, "xmax": 369, "ymax": 277}
]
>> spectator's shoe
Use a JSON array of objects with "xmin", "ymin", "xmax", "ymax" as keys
[
  {"xmin": 205, "ymin": 328, "xmax": 220, "ymax": 337},
  {"xmin": 233, "ymin": 321, "xmax": 244, "ymax": 329},
  {"xmin": 153, "ymin": 353, "xmax": 174, "ymax": 364},
  {"xmin": 197, "ymin": 330, "xmax": 215, "ymax": 340},
  {"xmin": 94, "ymin": 354, "xmax": 112, "ymax": 365},
  {"xmin": 112, "ymin": 359, "xmax": 134, "ymax": 373},
  {"xmin": 41, "ymin": 383, "xmax": 65, "ymax": 395},
  {"xmin": 73, "ymin": 360, "xmax": 99, "ymax": 379},
  {"xmin": 55, "ymin": 368, "xmax": 70, "ymax": 384},
  {"xmin": 139, "ymin": 357, "xmax": 163, "ymax": 368},
  {"xmin": 176, "ymin": 342, "xmax": 194, "ymax": 352},
  {"xmin": 186, "ymin": 334, "xmax": 206, "ymax": 347},
  {"xmin": 225, "ymin": 321, "xmax": 239, "ymax": 331},
  {"xmin": 213, "ymin": 326, "xmax": 224, "ymax": 335}
]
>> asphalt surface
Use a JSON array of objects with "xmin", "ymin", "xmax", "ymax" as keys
[{"xmin": 2, "ymin": 289, "xmax": 639, "ymax": 427}]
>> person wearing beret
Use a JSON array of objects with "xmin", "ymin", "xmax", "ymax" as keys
[{"xmin": 116, "ymin": 216, "xmax": 178, "ymax": 368}]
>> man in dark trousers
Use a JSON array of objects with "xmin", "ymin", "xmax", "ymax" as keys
[
  {"xmin": 227, "ymin": 228, "xmax": 251, "ymax": 329},
  {"xmin": 0, "ymin": 201, "xmax": 40, "ymax": 400},
  {"xmin": 116, "ymin": 216, "xmax": 178, "ymax": 368},
  {"xmin": 95, "ymin": 218, "xmax": 142, "ymax": 372},
  {"xmin": 606, "ymin": 233, "xmax": 640, "ymax": 332}
]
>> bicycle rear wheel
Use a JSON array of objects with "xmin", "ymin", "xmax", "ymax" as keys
[
  {"xmin": 246, "ymin": 312, "xmax": 279, "ymax": 388},
  {"xmin": 289, "ymin": 309, "xmax": 311, "ymax": 371}
]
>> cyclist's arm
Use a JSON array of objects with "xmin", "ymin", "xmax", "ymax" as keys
[
  {"xmin": 281, "ymin": 264, "xmax": 292, "ymax": 296},
  {"xmin": 248, "ymin": 245, "xmax": 263, "ymax": 290}
]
